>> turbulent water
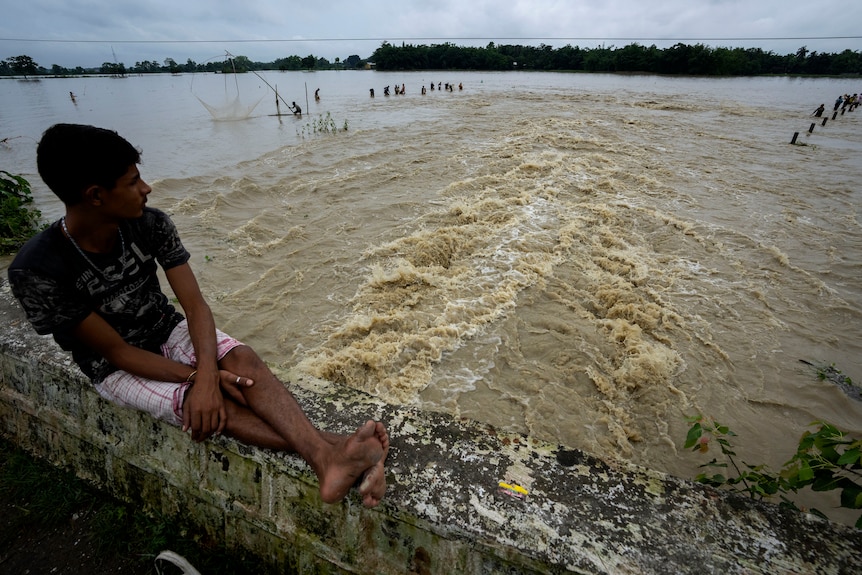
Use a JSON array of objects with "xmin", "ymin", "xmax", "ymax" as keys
[{"xmin": 3, "ymin": 70, "xmax": 862, "ymax": 520}]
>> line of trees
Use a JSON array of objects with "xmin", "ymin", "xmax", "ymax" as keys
[
  {"xmin": 4, "ymin": 42, "xmax": 862, "ymax": 78},
  {"xmin": 369, "ymin": 42, "xmax": 862, "ymax": 76},
  {"xmin": 1, "ymin": 53, "xmax": 367, "ymax": 78}
]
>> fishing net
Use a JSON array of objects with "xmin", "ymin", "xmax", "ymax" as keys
[
  {"xmin": 191, "ymin": 53, "xmax": 264, "ymax": 121},
  {"xmin": 195, "ymin": 93, "xmax": 261, "ymax": 121}
]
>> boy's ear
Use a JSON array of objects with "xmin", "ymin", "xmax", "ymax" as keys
[{"xmin": 83, "ymin": 184, "xmax": 103, "ymax": 205}]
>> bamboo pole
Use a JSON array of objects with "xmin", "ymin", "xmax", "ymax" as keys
[{"xmin": 275, "ymin": 85, "xmax": 281, "ymax": 116}]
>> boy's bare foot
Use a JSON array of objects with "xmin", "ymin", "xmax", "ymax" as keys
[
  {"xmin": 317, "ymin": 420, "xmax": 387, "ymax": 505},
  {"xmin": 358, "ymin": 421, "xmax": 389, "ymax": 507}
]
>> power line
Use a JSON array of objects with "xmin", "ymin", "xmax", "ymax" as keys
[{"xmin": 1, "ymin": 36, "xmax": 861, "ymax": 44}]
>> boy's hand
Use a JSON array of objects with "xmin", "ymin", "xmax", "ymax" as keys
[
  {"xmin": 181, "ymin": 369, "xmax": 254, "ymax": 441},
  {"xmin": 182, "ymin": 369, "xmax": 226, "ymax": 441}
]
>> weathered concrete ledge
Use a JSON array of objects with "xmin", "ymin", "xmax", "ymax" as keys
[{"xmin": 1, "ymin": 284, "xmax": 860, "ymax": 574}]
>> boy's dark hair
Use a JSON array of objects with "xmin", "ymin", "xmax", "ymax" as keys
[{"xmin": 37, "ymin": 123, "xmax": 141, "ymax": 205}]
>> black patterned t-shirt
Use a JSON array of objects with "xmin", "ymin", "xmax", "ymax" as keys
[{"xmin": 8, "ymin": 207, "xmax": 190, "ymax": 383}]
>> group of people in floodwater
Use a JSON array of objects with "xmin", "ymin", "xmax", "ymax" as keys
[
  {"xmin": 834, "ymin": 93, "xmax": 858, "ymax": 111},
  {"xmin": 280, "ymin": 81, "xmax": 466, "ymax": 114},
  {"xmin": 279, "ymin": 83, "xmax": 465, "ymax": 109},
  {"xmin": 371, "ymin": 81, "xmax": 463, "ymax": 98},
  {"xmin": 814, "ymin": 93, "xmax": 859, "ymax": 116}
]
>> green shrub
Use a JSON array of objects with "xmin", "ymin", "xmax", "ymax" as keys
[
  {"xmin": 298, "ymin": 112, "xmax": 347, "ymax": 137},
  {"xmin": 0, "ymin": 171, "xmax": 43, "ymax": 254},
  {"xmin": 685, "ymin": 414, "xmax": 862, "ymax": 528}
]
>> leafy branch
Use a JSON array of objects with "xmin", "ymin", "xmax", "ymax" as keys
[
  {"xmin": 1, "ymin": 171, "xmax": 43, "ymax": 254},
  {"xmin": 685, "ymin": 415, "xmax": 862, "ymax": 528}
]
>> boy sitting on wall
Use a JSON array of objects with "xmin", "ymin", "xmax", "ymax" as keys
[{"xmin": 7, "ymin": 123, "xmax": 388, "ymax": 507}]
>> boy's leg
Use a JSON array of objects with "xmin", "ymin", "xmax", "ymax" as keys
[
  {"xmin": 96, "ymin": 369, "xmax": 193, "ymax": 426},
  {"xmin": 222, "ymin": 400, "xmax": 388, "ymax": 506},
  {"xmin": 218, "ymin": 345, "xmax": 388, "ymax": 506}
]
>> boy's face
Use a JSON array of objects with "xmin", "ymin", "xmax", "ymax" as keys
[{"xmin": 99, "ymin": 164, "xmax": 151, "ymax": 219}]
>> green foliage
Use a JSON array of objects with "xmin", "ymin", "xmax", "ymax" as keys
[
  {"xmin": 298, "ymin": 112, "xmax": 347, "ymax": 138},
  {"xmin": 368, "ymin": 41, "xmax": 862, "ymax": 75},
  {"xmin": 5, "ymin": 54, "xmax": 39, "ymax": 77},
  {"xmin": 5, "ymin": 42, "xmax": 862, "ymax": 77},
  {"xmin": 274, "ymin": 55, "xmax": 303, "ymax": 71},
  {"xmin": 803, "ymin": 360, "xmax": 854, "ymax": 386},
  {"xmin": 301, "ymin": 54, "xmax": 317, "ymax": 70},
  {"xmin": 800, "ymin": 359, "xmax": 861, "ymax": 400},
  {"xmin": 685, "ymin": 415, "xmax": 862, "ymax": 527},
  {"xmin": 344, "ymin": 54, "xmax": 363, "ymax": 69},
  {"xmin": 0, "ymin": 171, "xmax": 43, "ymax": 254},
  {"xmin": 228, "ymin": 55, "xmax": 253, "ymax": 73},
  {"xmin": 99, "ymin": 61, "xmax": 127, "ymax": 76}
]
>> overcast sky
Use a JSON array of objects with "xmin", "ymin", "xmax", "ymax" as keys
[{"xmin": 2, "ymin": 0, "xmax": 860, "ymax": 69}]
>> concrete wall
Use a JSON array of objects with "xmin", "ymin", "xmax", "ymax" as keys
[{"xmin": 1, "ymin": 286, "xmax": 860, "ymax": 574}]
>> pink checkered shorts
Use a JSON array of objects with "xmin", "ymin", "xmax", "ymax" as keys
[{"xmin": 94, "ymin": 320, "xmax": 244, "ymax": 426}]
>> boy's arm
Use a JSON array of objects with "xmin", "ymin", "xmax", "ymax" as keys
[
  {"xmin": 164, "ymin": 262, "xmax": 226, "ymax": 440},
  {"xmin": 72, "ymin": 312, "xmax": 198, "ymax": 384}
]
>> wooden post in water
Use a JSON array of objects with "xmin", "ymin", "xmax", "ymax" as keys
[
  {"xmin": 833, "ymin": 111, "xmax": 838, "ymax": 120},
  {"xmin": 275, "ymin": 85, "xmax": 281, "ymax": 116},
  {"xmin": 808, "ymin": 123, "xmax": 816, "ymax": 133},
  {"xmin": 790, "ymin": 132, "xmax": 799, "ymax": 144},
  {"xmin": 822, "ymin": 117, "xmax": 828, "ymax": 126}
]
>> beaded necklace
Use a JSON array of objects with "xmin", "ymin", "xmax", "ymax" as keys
[{"xmin": 60, "ymin": 217, "xmax": 126, "ymax": 282}]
